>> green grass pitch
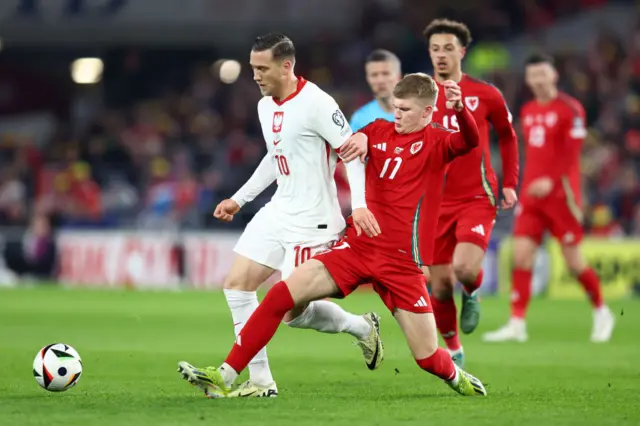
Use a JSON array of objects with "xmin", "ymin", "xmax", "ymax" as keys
[{"xmin": 1, "ymin": 286, "xmax": 639, "ymax": 426}]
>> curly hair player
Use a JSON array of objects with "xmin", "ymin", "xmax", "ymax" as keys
[{"xmin": 422, "ymin": 19, "xmax": 520, "ymax": 367}]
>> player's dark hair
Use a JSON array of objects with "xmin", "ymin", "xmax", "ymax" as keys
[
  {"xmin": 252, "ymin": 33, "xmax": 296, "ymax": 61},
  {"xmin": 525, "ymin": 52, "xmax": 555, "ymax": 66},
  {"xmin": 423, "ymin": 19, "xmax": 472, "ymax": 48},
  {"xmin": 366, "ymin": 49, "xmax": 400, "ymax": 65}
]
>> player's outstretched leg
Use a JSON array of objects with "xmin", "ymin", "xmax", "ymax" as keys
[
  {"xmin": 452, "ymin": 243, "xmax": 486, "ymax": 335},
  {"xmin": 284, "ymin": 302, "xmax": 383, "ymax": 370},
  {"xmin": 430, "ymin": 265, "xmax": 464, "ymax": 367},
  {"xmin": 223, "ymin": 255, "xmax": 278, "ymax": 396},
  {"xmin": 561, "ymin": 244, "xmax": 615, "ymax": 342},
  {"xmin": 394, "ymin": 308, "xmax": 487, "ymax": 396},
  {"xmin": 178, "ymin": 259, "xmax": 345, "ymax": 398}
]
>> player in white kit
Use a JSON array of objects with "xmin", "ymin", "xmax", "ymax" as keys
[{"xmin": 209, "ymin": 34, "xmax": 384, "ymax": 398}]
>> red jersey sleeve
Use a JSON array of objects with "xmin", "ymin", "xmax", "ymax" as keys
[
  {"xmin": 486, "ymin": 85, "xmax": 519, "ymax": 190},
  {"xmin": 550, "ymin": 100, "xmax": 586, "ymax": 181},
  {"xmin": 432, "ymin": 107, "xmax": 480, "ymax": 163},
  {"xmin": 358, "ymin": 119, "xmax": 386, "ymax": 151}
]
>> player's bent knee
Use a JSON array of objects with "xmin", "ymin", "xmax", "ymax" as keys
[
  {"xmin": 513, "ymin": 237, "xmax": 538, "ymax": 270},
  {"xmin": 284, "ymin": 259, "xmax": 339, "ymax": 307},
  {"xmin": 561, "ymin": 244, "xmax": 587, "ymax": 275},
  {"xmin": 283, "ymin": 303, "xmax": 310, "ymax": 324},
  {"xmin": 452, "ymin": 261, "xmax": 480, "ymax": 285},
  {"xmin": 223, "ymin": 255, "xmax": 274, "ymax": 292},
  {"xmin": 430, "ymin": 274, "xmax": 455, "ymax": 300}
]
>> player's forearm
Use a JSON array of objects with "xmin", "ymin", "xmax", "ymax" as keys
[
  {"xmin": 230, "ymin": 155, "xmax": 276, "ymax": 208},
  {"xmin": 343, "ymin": 160, "xmax": 367, "ymax": 210},
  {"xmin": 450, "ymin": 107, "xmax": 480, "ymax": 156},
  {"xmin": 498, "ymin": 128, "xmax": 519, "ymax": 189}
]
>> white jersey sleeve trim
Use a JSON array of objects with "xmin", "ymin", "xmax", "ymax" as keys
[{"xmin": 230, "ymin": 153, "xmax": 276, "ymax": 208}]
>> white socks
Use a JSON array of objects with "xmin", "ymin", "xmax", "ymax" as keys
[
  {"xmin": 446, "ymin": 367, "xmax": 460, "ymax": 386},
  {"xmin": 285, "ymin": 300, "xmax": 372, "ymax": 340},
  {"xmin": 220, "ymin": 363, "xmax": 238, "ymax": 388},
  {"xmin": 224, "ymin": 289, "xmax": 274, "ymax": 387}
]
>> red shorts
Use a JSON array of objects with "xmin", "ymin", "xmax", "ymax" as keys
[
  {"xmin": 513, "ymin": 198, "xmax": 584, "ymax": 245},
  {"xmin": 313, "ymin": 234, "xmax": 431, "ymax": 314},
  {"xmin": 432, "ymin": 198, "xmax": 497, "ymax": 265}
]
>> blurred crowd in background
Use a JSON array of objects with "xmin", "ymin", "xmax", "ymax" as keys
[{"xmin": 0, "ymin": 0, "xmax": 639, "ymax": 244}]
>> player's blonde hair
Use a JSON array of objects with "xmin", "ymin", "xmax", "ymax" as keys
[{"xmin": 392, "ymin": 73, "xmax": 438, "ymax": 105}]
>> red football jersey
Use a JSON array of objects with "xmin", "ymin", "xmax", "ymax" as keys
[
  {"xmin": 355, "ymin": 108, "xmax": 479, "ymax": 265},
  {"xmin": 519, "ymin": 92, "xmax": 587, "ymax": 206},
  {"xmin": 432, "ymin": 75, "xmax": 519, "ymax": 205}
]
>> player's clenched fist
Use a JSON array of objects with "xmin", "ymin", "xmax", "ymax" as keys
[
  {"xmin": 443, "ymin": 80, "xmax": 463, "ymax": 111},
  {"xmin": 352, "ymin": 207, "xmax": 381, "ymax": 238},
  {"xmin": 501, "ymin": 187, "xmax": 518, "ymax": 209},
  {"xmin": 340, "ymin": 132, "xmax": 368, "ymax": 163},
  {"xmin": 213, "ymin": 199, "xmax": 240, "ymax": 222}
]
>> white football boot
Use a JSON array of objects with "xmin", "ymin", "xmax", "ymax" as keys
[{"xmin": 482, "ymin": 318, "xmax": 528, "ymax": 342}]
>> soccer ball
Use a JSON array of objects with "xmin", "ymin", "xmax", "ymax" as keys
[{"xmin": 33, "ymin": 343, "xmax": 83, "ymax": 392}]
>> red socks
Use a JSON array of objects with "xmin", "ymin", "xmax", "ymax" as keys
[
  {"xmin": 431, "ymin": 296, "xmax": 461, "ymax": 351},
  {"xmin": 511, "ymin": 267, "xmax": 603, "ymax": 319},
  {"xmin": 511, "ymin": 268, "xmax": 532, "ymax": 319},
  {"xmin": 416, "ymin": 348, "xmax": 457, "ymax": 381},
  {"xmin": 462, "ymin": 269, "xmax": 483, "ymax": 294},
  {"xmin": 224, "ymin": 281, "xmax": 294, "ymax": 374},
  {"xmin": 577, "ymin": 267, "xmax": 603, "ymax": 308}
]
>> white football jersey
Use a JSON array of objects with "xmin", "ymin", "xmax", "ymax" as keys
[{"xmin": 257, "ymin": 78, "xmax": 353, "ymax": 236}]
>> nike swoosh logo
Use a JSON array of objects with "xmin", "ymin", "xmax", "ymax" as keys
[
  {"xmin": 240, "ymin": 390, "xmax": 257, "ymax": 397},
  {"xmin": 233, "ymin": 322, "xmax": 241, "ymax": 326},
  {"xmin": 274, "ymin": 140, "xmax": 281, "ymax": 145},
  {"xmin": 366, "ymin": 316, "xmax": 381, "ymax": 370}
]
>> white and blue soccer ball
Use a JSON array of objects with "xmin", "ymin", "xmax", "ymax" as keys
[{"xmin": 33, "ymin": 343, "xmax": 83, "ymax": 392}]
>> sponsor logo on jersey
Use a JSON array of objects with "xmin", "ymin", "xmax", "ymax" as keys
[
  {"xmin": 373, "ymin": 143, "xmax": 387, "ymax": 151},
  {"xmin": 464, "ymin": 96, "xmax": 479, "ymax": 111},
  {"xmin": 410, "ymin": 141, "xmax": 423, "ymax": 154}
]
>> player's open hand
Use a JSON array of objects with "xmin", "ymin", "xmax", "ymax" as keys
[
  {"xmin": 527, "ymin": 177, "xmax": 553, "ymax": 198},
  {"xmin": 213, "ymin": 199, "xmax": 241, "ymax": 222},
  {"xmin": 340, "ymin": 133, "xmax": 368, "ymax": 163},
  {"xmin": 501, "ymin": 187, "xmax": 518, "ymax": 209},
  {"xmin": 443, "ymin": 80, "xmax": 463, "ymax": 111},
  {"xmin": 352, "ymin": 207, "xmax": 381, "ymax": 238}
]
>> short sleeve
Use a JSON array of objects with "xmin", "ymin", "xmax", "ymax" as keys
[{"xmin": 314, "ymin": 93, "xmax": 354, "ymax": 150}]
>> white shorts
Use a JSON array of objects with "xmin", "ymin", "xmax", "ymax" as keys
[{"xmin": 234, "ymin": 207, "xmax": 341, "ymax": 279}]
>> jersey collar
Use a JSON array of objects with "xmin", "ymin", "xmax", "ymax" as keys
[{"xmin": 273, "ymin": 77, "xmax": 307, "ymax": 106}]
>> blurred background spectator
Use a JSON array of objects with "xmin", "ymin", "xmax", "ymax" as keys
[{"xmin": 0, "ymin": 0, "xmax": 637, "ymax": 248}]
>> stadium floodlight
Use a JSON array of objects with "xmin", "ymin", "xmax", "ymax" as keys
[{"xmin": 71, "ymin": 58, "xmax": 104, "ymax": 84}]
